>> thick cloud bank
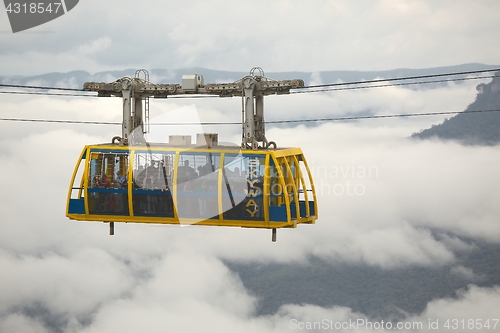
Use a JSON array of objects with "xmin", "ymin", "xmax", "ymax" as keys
[
  {"xmin": 1, "ymin": 1, "xmax": 500, "ymax": 74},
  {"xmin": 0, "ymin": 80, "xmax": 499, "ymax": 331}
]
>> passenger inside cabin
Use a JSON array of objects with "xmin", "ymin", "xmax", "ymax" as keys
[
  {"xmin": 133, "ymin": 165, "xmax": 145, "ymax": 188},
  {"xmin": 115, "ymin": 170, "xmax": 127, "ymax": 213},
  {"xmin": 198, "ymin": 157, "xmax": 214, "ymax": 176},
  {"xmin": 99, "ymin": 174, "xmax": 110, "ymax": 188},
  {"xmin": 103, "ymin": 192, "xmax": 116, "ymax": 212},
  {"xmin": 92, "ymin": 175, "xmax": 101, "ymax": 188},
  {"xmin": 145, "ymin": 161, "xmax": 158, "ymax": 178},
  {"xmin": 115, "ymin": 171, "xmax": 126, "ymax": 188},
  {"xmin": 144, "ymin": 176, "xmax": 157, "ymax": 214},
  {"xmin": 97, "ymin": 174, "xmax": 111, "ymax": 212},
  {"xmin": 178, "ymin": 160, "xmax": 196, "ymax": 180}
]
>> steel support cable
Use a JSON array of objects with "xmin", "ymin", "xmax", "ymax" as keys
[
  {"xmin": 0, "ymin": 75, "xmax": 495, "ymax": 98},
  {"xmin": 299, "ymin": 68, "xmax": 500, "ymax": 89},
  {"xmin": 1, "ymin": 67, "xmax": 499, "ymax": 95},
  {"xmin": 291, "ymin": 75, "xmax": 498, "ymax": 94},
  {"xmin": 1, "ymin": 109, "xmax": 499, "ymax": 126},
  {"xmin": 0, "ymin": 83, "xmax": 84, "ymax": 91},
  {"xmin": 0, "ymin": 90, "xmax": 220, "ymax": 98}
]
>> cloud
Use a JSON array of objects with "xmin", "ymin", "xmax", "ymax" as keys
[
  {"xmin": 0, "ymin": 248, "xmax": 134, "ymax": 316},
  {"xmin": 0, "ymin": 313, "xmax": 49, "ymax": 333},
  {"xmin": 266, "ymin": 285, "xmax": 500, "ymax": 333},
  {"xmin": 76, "ymin": 252, "xmax": 259, "ymax": 333},
  {"xmin": 74, "ymin": 37, "xmax": 112, "ymax": 56},
  {"xmin": 410, "ymin": 285, "xmax": 500, "ymax": 333},
  {"xmin": 1, "ymin": 242, "xmax": 499, "ymax": 332},
  {"xmin": 0, "ymin": 70, "xmax": 499, "ymax": 331},
  {"xmin": 1, "ymin": 1, "xmax": 500, "ymax": 75},
  {"xmin": 450, "ymin": 265, "xmax": 476, "ymax": 281},
  {"xmin": 0, "ymin": 38, "xmax": 113, "ymax": 76},
  {"xmin": 1, "ymin": 79, "xmax": 498, "ymax": 263},
  {"xmin": 1, "ymin": 0, "xmax": 499, "ymax": 330}
]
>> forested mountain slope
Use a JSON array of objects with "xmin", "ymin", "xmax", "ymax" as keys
[{"xmin": 412, "ymin": 73, "xmax": 500, "ymax": 145}]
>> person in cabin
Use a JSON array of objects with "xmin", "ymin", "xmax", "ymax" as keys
[
  {"xmin": 115, "ymin": 170, "xmax": 127, "ymax": 212},
  {"xmin": 97, "ymin": 174, "xmax": 111, "ymax": 212}
]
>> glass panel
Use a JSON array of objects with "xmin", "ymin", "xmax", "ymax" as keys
[
  {"xmin": 268, "ymin": 158, "xmax": 283, "ymax": 207},
  {"xmin": 68, "ymin": 152, "xmax": 87, "ymax": 215},
  {"xmin": 176, "ymin": 152, "xmax": 220, "ymax": 219},
  {"xmin": 298, "ymin": 157, "xmax": 312, "ymax": 201},
  {"xmin": 132, "ymin": 151, "xmax": 174, "ymax": 217},
  {"xmin": 88, "ymin": 151, "xmax": 130, "ymax": 215},
  {"xmin": 290, "ymin": 160, "xmax": 297, "ymax": 184},
  {"xmin": 289, "ymin": 159, "xmax": 297, "ymax": 200},
  {"xmin": 282, "ymin": 161, "xmax": 293, "ymax": 203},
  {"xmin": 222, "ymin": 154, "xmax": 265, "ymax": 221},
  {"xmin": 69, "ymin": 155, "xmax": 86, "ymax": 200}
]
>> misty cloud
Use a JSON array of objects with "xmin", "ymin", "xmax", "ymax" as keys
[
  {"xmin": 1, "ymin": 1, "xmax": 500, "ymax": 75},
  {"xmin": 1, "ymin": 1, "xmax": 500, "ymax": 328},
  {"xmin": 0, "ymin": 87, "xmax": 499, "ymax": 331}
]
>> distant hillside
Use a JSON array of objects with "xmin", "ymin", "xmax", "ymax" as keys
[
  {"xmin": 227, "ymin": 237, "xmax": 500, "ymax": 319},
  {"xmin": 1, "ymin": 63, "xmax": 498, "ymax": 90},
  {"xmin": 412, "ymin": 72, "xmax": 500, "ymax": 145}
]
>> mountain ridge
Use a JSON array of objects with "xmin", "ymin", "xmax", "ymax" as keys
[
  {"xmin": 1, "ymin": 63, "xmax": 498, "ymax": 89},
  {"xmin": 412, "ymin": 72, "xmax": 500, "ymax": 145}
]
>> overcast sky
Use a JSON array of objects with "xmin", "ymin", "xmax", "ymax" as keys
[
  {"xmin": 1, "ymin": 0, "xmax": 500, "ymax": 75},
  {"xmin": 1, "ymin": 1, "xmax": 500, "ymax": 332}
]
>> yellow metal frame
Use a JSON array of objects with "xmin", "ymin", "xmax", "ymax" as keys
[
  {"xmin": 66, "ymin": 147, "xmax": 87, "ymax": 202},
  {"xmin": 66, "ymin": 144, "xmax": 318, "ymax": 229}
]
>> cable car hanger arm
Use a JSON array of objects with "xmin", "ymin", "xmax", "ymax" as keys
[{"xmin": 83, "ymin": 67, "xmax": 305, "ymax": 149}]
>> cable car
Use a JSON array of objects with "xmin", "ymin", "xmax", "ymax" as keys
[{"xmin": 66, "ymin": 68, "xmax": 318, "ymax": 241}]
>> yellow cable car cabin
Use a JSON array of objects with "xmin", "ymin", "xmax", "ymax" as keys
[
  {"xmin": 66, "ymin": 68, "xmax": 318, "ymax": 240},
  {"xmin": 67, "ymin": 142, "xmax": 317, "ymax": 229}
]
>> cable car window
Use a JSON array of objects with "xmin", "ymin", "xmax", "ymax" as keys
[
  {"xmin": 298, "ymin": 158, "xmax": 312, "ymax": 201},
  {"xmin": 222, "ymin": 154, "xmax": 265, "ymax": 221},
  {"xmin": 88, "ymin": 151, "xmax": 129, "ymax": 215},
  {"xmin": 268, "ymin": 158, "xmax": 283, "ymax": 207},
  {"xmin": 132, "ymin": 151, "xmax": 174, "ymax": 217},
  {"xmin": 177, "ymin": 152, "xmax": 220, "ymax": 219},
  {"xmin": 290, "ymin": 160, "xmax": 298, "ymax": 199},
  {"xmin": 67, "ymin": 151, "xmax": 86, "ymax": 215}
]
